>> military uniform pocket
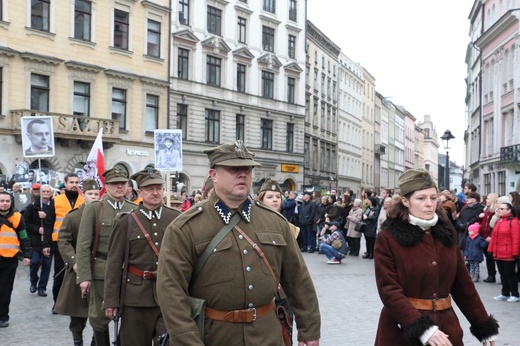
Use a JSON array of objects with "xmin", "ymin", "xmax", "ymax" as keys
[{"xmin": 199, "ymin": 237, "xmax": 238, "ymax": 287}]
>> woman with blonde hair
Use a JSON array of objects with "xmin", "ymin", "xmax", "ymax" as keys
[{"xmin": 479, "ymin": 193, "xmax": 499, "ymax": 283}]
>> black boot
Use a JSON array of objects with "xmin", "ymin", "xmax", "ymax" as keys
[
  {"xmin": 93, "ymin": 330, "xmax": 110, "ymax": 346},
  {"xmin": 72, "ymin": 331, "xmax": 83, "ymax": 346}
]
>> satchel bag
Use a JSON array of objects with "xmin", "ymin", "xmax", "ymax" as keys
[
  {"xmin": 331, "ymin": 239, "xmax": 343, "ymax": 250},
  {"xmin": 354, "ymin": 222, "xmax": 365, "ymax": 232}
]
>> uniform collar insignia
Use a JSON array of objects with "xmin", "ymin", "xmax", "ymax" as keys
[
  {"xmin": 214, "ymin": 198, "xmax": 252, "ymax": 224},
  {"xmin": 106, "ymin": 198, "xmax": 125, "ymax": 210},
  {"xmin": 139, "ymin": 205, "xmax": 162, "ymax": 220}
]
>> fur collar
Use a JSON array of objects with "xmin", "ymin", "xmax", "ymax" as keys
[{"xmin": 381, "ymin": 214, "xmax": 456, "ymax": 247}]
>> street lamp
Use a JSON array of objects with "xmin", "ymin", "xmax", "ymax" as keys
[
  {"xmin": 440, "ymin": 129, "xmax": 455, "ymax": 191},
  {"xmin": 328, "ymin": 176, "xmax": 334, "ymax": 195}
]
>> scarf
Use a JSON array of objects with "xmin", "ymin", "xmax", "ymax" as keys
[{"xmin": 408, "ymin": 213, "xmax": 439, "ymax": 231}]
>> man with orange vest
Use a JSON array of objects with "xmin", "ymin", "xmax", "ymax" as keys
[
  {"xmin": 0, "ymin": 191, "xmax": 32, "ymax": 328},
  {"xmin": 43, "ymin": 173, "xmax": 84, "ymax": 312}
]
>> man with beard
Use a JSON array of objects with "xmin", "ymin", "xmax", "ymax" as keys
[
  {"xmin": 104, "ymin": 169, "xmax": 181, "ymax": 345},
  {"xmin": 43, "ymin": 173, "xmax": 84, "ymax": 311},
  {"xmin": 0, "ymin": 192, "xmax": 32, "ymax": 328},
  {"xmin": 54, "ymin": 179, "xmax": 100, "ymax": 346},
  {"xmin": 76, "ymin": 168, "xmax": 137, "ymax": 346}
]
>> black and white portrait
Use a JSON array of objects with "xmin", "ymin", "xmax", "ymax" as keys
[
  {"xmin": 155, "ymin": 130, "xmax": 182, "ymax": 171},
  {"xmin": 21, "ymin": 116, "xmax": 55, "ymax": 158}
]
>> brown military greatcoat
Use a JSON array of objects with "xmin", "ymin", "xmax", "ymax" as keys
[
  {"xmin": 157, "ymin": 193, "xmax": 321, "ymax": 346},
  {"xmin": 54, "ymin": 204, "xmax": 87, "ymax": 317},
  {"xmin": 103, "ymin": 205, "xmax": 181, "ymax": 309}
]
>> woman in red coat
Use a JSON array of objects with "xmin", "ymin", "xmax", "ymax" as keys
[
  {"xmin": 487, "ymin": 202, "xmax": 520, "ymax": 302},
  {"xmin": 374, "ymin": 169, "xmax": 498, "ymax": 346}
]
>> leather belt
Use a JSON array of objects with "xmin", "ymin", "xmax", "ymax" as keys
[
  {"xmin": 205, "ymin": 299, "xmax": 275, "ymax": 323},
  {"xmin": 128, "ymin": 265, "xmax": 157, "ymax": 280},
  {"xmin": 408, "ymin": 296, "xmax": 452, "ymax": 312}
]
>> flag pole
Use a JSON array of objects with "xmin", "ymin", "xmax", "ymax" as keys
[{"xmin": 166, "ymin": 172, "xmax": 171, "ymax": 206}]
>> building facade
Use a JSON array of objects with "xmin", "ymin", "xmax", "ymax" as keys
[{"xmin": 0, "ymin": 0, "xmax": 171, "ymax": 184}]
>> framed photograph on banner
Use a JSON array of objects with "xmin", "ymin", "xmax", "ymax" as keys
[
  {"xmin": 154, "ymin": 130, "xmax": 182, "ymax": 171},
  {"xmin": 21, "ymin": 116, "xmax": 55, "ymax": 158}
]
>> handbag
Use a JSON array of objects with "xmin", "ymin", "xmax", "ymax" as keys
[
  {"xmin": 331, "ymin": 239, "xmax": 342, "ymax": 250},
  {"xmin": 354, "ymin": 221, "xmax": 365, "ymax": 232}
]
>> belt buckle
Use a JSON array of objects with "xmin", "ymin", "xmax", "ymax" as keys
[
  {"xmin": 143, "ymin": 271, "xmax": 152, "ymax": 279},
  {"xmin": 432, "ymin": 298, "xmax": 439, "ymax": 312},
  {"xmin": 248, "ymin": 307, "xmax": 257, "ymax": 322}
]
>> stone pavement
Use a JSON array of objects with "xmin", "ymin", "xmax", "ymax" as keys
[{"xmin": 2, "ymin": 249, "xmax": 519, "ymax": 345}]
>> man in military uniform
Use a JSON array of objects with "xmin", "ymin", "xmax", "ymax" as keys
[
  {"xmin": 76, "ymin": 168, "xmax": 137, "ymax": 346},
  {"xmin": 157, "ymin": 141, "xmax": 321, "ymax": 345},
  {"xmin": 104, "ymin": 169, "xmax": 181, "ymax": 345},
  {"xmin": 55, "ymin": 179, "xmax": 100, "ymax": 346},
  {"xmin": 43, "ymin": 173, "xmax": 84, "ymax": 310}
]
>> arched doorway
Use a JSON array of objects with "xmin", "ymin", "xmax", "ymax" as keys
[{"xmin": 281, "ymin": 178, "xmax": 295, "ymax": 192}]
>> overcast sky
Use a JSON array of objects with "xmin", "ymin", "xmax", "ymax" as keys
[{"xmin": 307, "ymin": 0, "xmax": 473, "ymax": 165}]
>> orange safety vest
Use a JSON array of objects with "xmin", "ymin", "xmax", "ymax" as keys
[
  {"xmin": 52, "ymin": 194, "xmax": 84, "ymax": 241},
  {"xmin": 0, "ymin": 213, "xmax": 21, "ymax": 258}
]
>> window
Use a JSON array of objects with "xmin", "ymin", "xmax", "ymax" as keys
[
  {"xmin": 205, "ymin": 109, "xmax": 220, "ymax": 143},
  {"xmin": 147, "ymin": 19, "xmax": 161, "ymax": 58},
  {"xmin": 262, "ymin": 26, "xmax": 275, "ymax": 52},
  {"xmin": 179, "ymin": 0, "xmax": 189, "ymax": 25},
  {"xmin": 236, "ymin": 114, "xmax": 245, "ymax": 141},
  {"xmin": 207, "ymin": 6, "xmax": 222, "ymax": 35},
  {"xmin": 31, "ymin": 0, "xmax": 50, "ymax": 31},
  {"xmin": 237, "ymin": 17, "xmax": 246, "ymax": 44},
  {"xmin": 237, "ymin": 63, "xmax": 246, "ymax": 93},
  {"xmin": 178, "ymin": 48, "xmax": 189, "ymax": 80},
  {"xmin": 114, "ymin": 9, "xmax": 129, "ymax": 50},
  {"xmin": 145, "ymin": 94, "xmax": 159, "ymax": 132},
  {"xmin": 239, "ymin": 0, "xmax": 247, "ymax": 3},
  {"xmin": 206, "ymin": 56, "xmax": 221, "ymax": 87},
  {"xmin": 31, "ymin": 74, "xmax": 49, "ymax": 112},
  {"xmin": 288, "ymin": 35, "xmax": 296, "ymax": 59},
  {"xmin": 73, "ymin": 82, "xmax": 90, "ymax": 116},
  {"xmin": 263, "ymin": 0, "xmax": 275, "ymax": 13},
  {"xmin": 74, "ymin": 0, "xmax": 91, "ymax": 41},
  {"xmin": 261, "ymin": 118, "xmax": 273, "ymax": 150},
  {"xmin": 262, "ymin": 71, "xmax": 274, "ymax": 98},
  {"xmin": 289, "ymin": 0, "xmax": 297, "ymax": 21},
  {"xmin": 177, "ymin": 104, "xmax": 188, "ymax": 140},
  {"xmin": 286, "ymin": 123, "xmax": 294, "ymax": 152},
  {"xmin": 111, "ymin": 88, "xmax": 127, "ymax": 129},
  {"xmin": 287, "ymin": 77, "xmax": 295, "ymax": 104}
]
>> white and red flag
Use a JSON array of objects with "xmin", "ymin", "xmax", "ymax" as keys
[{"xmin": 82, "ymin": 129, "xmax": 105, "ymax": 195}]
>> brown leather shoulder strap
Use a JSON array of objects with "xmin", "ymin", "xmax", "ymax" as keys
[
  {"xmin": 234, "ymin": 225, "xmax": 280, "ymax": 292},
  {"xmin": 90, "ymin": 201, "xmax": 104, "ymax": 268},
  {"xmin": 131, "ymin": 212, "xmax": 160, "ymax": 257}
]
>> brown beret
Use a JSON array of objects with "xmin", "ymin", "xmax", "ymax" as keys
[
  {"xmin": 259, "ymin": 178, "xmax": 282, "ymax": 194},
  {"xmin": 398, "ymin": 168, "xmax": 437, "ymax": 196},
  {"xmin": 131, "ymin": 168, "xmax": 164, "ymax": 188},
  {"xmin": 203, "ymin": 141, "xmax": 261, "ymax": 168},
  {"xmin": 82, "ymin": 179, "xmax": 100, "ymax": 192},
  {"xmin": 103, "ymin": 168, "xmax": 129, "ymax": 184}
]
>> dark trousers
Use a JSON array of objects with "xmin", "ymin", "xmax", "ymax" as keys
[
  {"xmin": 496, "ymin": 260, "xmax": 519, "ymax": 297},
  {"xmin": 51, "ymin": 242, "xmax": 65, "ymax": 303},
  {"xmin": 70, "ymin": 316, "xmax": 88, "ymax": 333},
  {"xmin": 301, "ymin": 224, "xmax": 315, "ymax": 251},
  {"xmin": 30, "ymin": 250, "xmax": 52, "ymax": 290},
  {"xmin": 485, "ymin": 250, "xmax": 496, "ymax": 278},
  {"xmin": 0, "ymin": 256, "xmax": 18, "ymax": 321},
  {"xmin": 365, "ymin": 236, "xmax": 376, "ymax": 258},
  {"xmin": 120, "ymin": 306, "xmax": 164, "ymax": 346},
  {"xmin": 347, "ymin": 237, "xmax": 360, "ymax": 255}
]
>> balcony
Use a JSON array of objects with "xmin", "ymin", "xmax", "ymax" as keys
[
  {"xmin": 500, "ymin": 144, "xmax": 520, "ymax": 163},
  {"xmin": 10, "ymin": 110, "xmax": 120, "ymax": 147},
  {"xmin": 374, "ymin": 143, "xmax": 386, "ymax": 156}
]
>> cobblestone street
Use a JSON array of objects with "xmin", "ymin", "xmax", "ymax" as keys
[{"xmin": 2, "ymin": 246, "xmax": 519, "ymax": 345}]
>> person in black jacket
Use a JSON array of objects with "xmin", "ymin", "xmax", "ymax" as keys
[
  {"xmin": 281, "ymin": 191, "xmax": 297, "ymax": 223},
  {"xmin": 23, "ymin": 184, "xmax": 53, "ymax": 296},
  {"xmin": 362, "ymin": 196, "xmax": 380, "ymax": 259},
  {"xmin": 299, "ymin": 192, "xmax": 317, "ymax": 253},
  {"xmin": 456, "ymin": 192, "xmax": 484, "ymax": 250}
]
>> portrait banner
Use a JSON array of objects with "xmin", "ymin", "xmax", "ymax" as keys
[
  {"xmin": 155, "ymin": 130, "xmax": 182, "ymax": 172},
  {"xmin": 21, "ymin": 116, "xmax": 55, "ymax": 158}
]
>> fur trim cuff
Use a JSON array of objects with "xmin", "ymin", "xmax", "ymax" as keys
[
  {"xmin": 470, "ymin": 315, "xmax": 499, "ymax": 341},
  {"xmin": 402, "ymin": 314, "xmax": 436, "ymax": 344}
]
